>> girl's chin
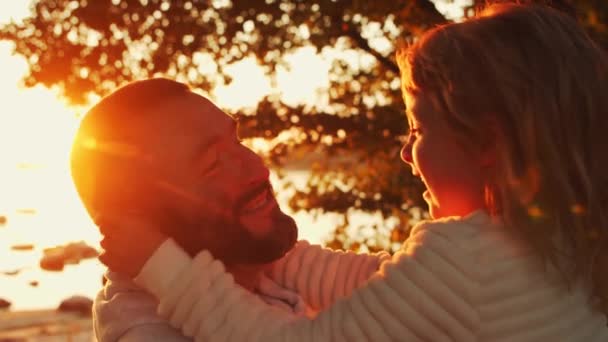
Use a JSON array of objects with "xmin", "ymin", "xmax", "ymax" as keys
[
  {"xmin": 423, "ymin": 191, "xmax": 439, "ymax": 219},
  {"xmin": 428, "ymin": 202, "xmax": 484, "ymax": 220},
  {"xmin": 422, "ymin": 190, "xmax": 432, "ymax": 201},
  {"xmin": 428, "ymin": 205, "xmax": 440, "ymax": 219}
]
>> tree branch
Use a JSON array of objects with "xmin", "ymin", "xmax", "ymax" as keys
[
  {"xmin": 341, "ymin": 0, "xmax": 448, "ymax": 74},
  {"xmin": 345, "ymin": 27, "xmax": 400, "ymax": 73}
]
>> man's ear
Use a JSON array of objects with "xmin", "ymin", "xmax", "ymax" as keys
[
  {"xmin": 478, "ymin": 117, "xmax": 501, "ymax": 168},
  {"xmin": 480, "ymin": 142, "xmax": 497, "ymax": 167}
]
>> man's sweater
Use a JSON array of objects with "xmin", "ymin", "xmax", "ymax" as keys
[
  {"xmin": 94, "ymin": 271, "xmax": 311, "ymax": 341},
  {"xmin": 135, "ymin": 210, "xmax": 608, "ymax": 341}
]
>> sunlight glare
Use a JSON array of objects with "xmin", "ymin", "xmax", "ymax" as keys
[
  {"xmin": 431, "ymin": 0, "xmax": 473, "ymax": 21},
  {"xmin": 276, "ymin": 47, "xmax": 330, "ymax": 108},
  {"xmin": 0, "ymin": 42, "xmax": 82, "ymax": 168},
  {"xmin": 0, "ymin": 1, "xmax": 31, "ymax": 24},
  {"xmin": 213, "ymin": 57, "xmax": 272, "ymax": 111},
  {"xmin": 0, "ymin": 40, "xmax": 99, "ymax": 248}
]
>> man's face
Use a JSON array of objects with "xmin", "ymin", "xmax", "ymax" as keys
[{"xmin": 141, "ymin": 92, "xmax": 297, "ymax": 264}]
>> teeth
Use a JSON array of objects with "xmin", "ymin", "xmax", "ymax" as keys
[
  {"xmin": 246, "ymin": 189, "xmax": 268, "ymax": 211},
  {"xmin": 253, "ymin": 195, "xmax": 266, "ymax": 208}
]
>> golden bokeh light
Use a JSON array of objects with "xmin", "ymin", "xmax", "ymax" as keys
[{"xmin": 0, "ymin": 0, "xmax": 477, "ymax": 311}]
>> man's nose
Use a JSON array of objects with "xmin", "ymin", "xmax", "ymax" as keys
[
  {"xmin": 240, "ymin": 146, "xmax": 269, "ymax": 183},
  {"xmin": 400, "ymin": 142, "xmax": 413, "ymax": 164}
]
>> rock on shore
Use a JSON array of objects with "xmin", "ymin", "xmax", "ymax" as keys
[
  {"xmin": 57, "ymin": 296, "xmax": 93, "ymax": 316},
  {"xmin": 0, "ymin": 298, "xmax": 11, "ymax": 310},
  {"xmin": 40, "ymin": 242, "xmax": 99, "ymax": 272}
]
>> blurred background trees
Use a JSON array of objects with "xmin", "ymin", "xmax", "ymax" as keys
[{"xmin": 1, "ymin": 0, "xmax": 606, "ymax": 253}]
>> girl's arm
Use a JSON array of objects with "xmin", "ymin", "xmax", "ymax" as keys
[
  {"xmin": 267, "ymin": 241, "xmax": 391, "ymax": 311},
  {"xmin": 134, "ymin": 221, "xmax": 478, "ymax": 341}
]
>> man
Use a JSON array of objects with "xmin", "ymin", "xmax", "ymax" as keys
[
  {"xmin": 70, "ymin": 78, "xmax": 302, "ymax": 341},
  {"xmin": 76, "ymin": 79, "xmax": 386, "ymax": 342}
]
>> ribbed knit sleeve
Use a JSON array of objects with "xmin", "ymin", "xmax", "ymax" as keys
[
  {"xmin": 267, "ymin": 241, "xmax": 391, "ymax": 310},
  {"xmin": 134, "ymin": 211, "xmax": 608, "ymax": 341},
  {"xmin": 134, "ymin": 219, "xmax": 480, "ymax": 341}
]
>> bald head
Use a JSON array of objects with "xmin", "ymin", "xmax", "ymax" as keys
[
  {"xmin": 71, "ymin": 78, "xmax": 191, "ymax": 218},
  {"xmin": 70, "ymin": 78, "xmax": 297, "ymax": 264}
]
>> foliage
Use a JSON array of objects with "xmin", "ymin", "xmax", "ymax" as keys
[{"xmin": 1, "ymin": 0, "xmax": 606, "ymax": 252}]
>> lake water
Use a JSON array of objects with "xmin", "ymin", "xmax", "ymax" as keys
[{"xmin": 0, "ymin": 164, "xmax": 356, "ymax": 310}]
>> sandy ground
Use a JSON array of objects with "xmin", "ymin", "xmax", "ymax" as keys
[{"xmin": 0, "ymin": 309, "xmax": 93, "ymax": 342}]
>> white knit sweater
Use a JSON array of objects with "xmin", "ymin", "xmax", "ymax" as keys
[
  {"xmin": 135, "ymin": 210, "xmax": 608, "ymax": 341},
  {"xmin": 93, "ymin": 236, "xmax": 385, "ymax": 341},
  {"xmin": 94, "ymin": 270, "xmax": 313, "ymax": 341}
]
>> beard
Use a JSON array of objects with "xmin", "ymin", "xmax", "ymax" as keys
[{"xmin": 157, "ymin": 182, "xmax": 298, "ymax": 265}]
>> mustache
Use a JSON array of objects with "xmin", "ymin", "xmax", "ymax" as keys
[
  {"xmin": 233, "ymin": 180, "xmax": 273, "ymax": 213},
  {"xmin": 163, "ymin": 196, "xmax": 298, "ymax": 265},
  {"xmin": 151, "ymin": 177, "xmax": 297, "ymax": 264},
  {"xmin": 153, "ymin": 177, "xmax": 274, "ymax": 222},
  {"xmin": 153, "ymin": 179, "xmax": 233, "ymax": 222}
]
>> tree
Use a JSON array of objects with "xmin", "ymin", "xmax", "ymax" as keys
[{"xmin": 1, "ymin": 0, "xmax": 606, "ymax": 252}]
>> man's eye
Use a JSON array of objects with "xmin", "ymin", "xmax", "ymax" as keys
[
  {"xmin": 200, "ymin": 150, "xmax": 218, "ymax": 175},
  {"xmin": 204, "ymin": 160, "xmax": 218, "ymax": 175}
]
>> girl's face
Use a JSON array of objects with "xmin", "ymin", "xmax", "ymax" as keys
[{"xmin": 400, "ymin": 91, "xmax": 487, "ymax": 219}]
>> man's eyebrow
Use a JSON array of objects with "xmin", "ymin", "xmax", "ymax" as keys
[
  {"xmin": 231, "ymin": 118, "xmax": 238, "ymax": 132},
  {"xmin": 233, "ymin": 118, "xmax": 241, "ymax": 140}
]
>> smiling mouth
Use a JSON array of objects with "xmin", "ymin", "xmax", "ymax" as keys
[{"xmin": 240, "ymin": 185, "xmax": 276, "ymax": 215}]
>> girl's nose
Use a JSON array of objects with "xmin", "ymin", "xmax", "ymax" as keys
[{"xmin": 400, "ymin": 143, "xmax": 413, "ymax": 164}]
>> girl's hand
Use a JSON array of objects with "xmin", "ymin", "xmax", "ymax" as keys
[{"xmin": 96, "ymin": 214, "xmax": 168, "ymax": 278}]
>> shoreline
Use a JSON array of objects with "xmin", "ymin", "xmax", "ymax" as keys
[{"xmin": 0, "ymin": 309, "xmax": 93, "ymax": 341}]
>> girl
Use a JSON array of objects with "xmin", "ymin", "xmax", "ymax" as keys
[{"xmin": 98, "ymin": 3, "xmax": 608, "ymax": 341}]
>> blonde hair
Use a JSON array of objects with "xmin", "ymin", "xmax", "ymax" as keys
[{"xmin": 397, "ymin": 3, "xmax": 608, "ymax": 314}]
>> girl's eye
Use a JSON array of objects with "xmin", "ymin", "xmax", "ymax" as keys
[
  {"xmin": 406, "ymin": 127, "xmax": 421, "ymax": 144},
  {"xmin": 408, "ymin": 128, "xmax": 421, "ymax": 138}
]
